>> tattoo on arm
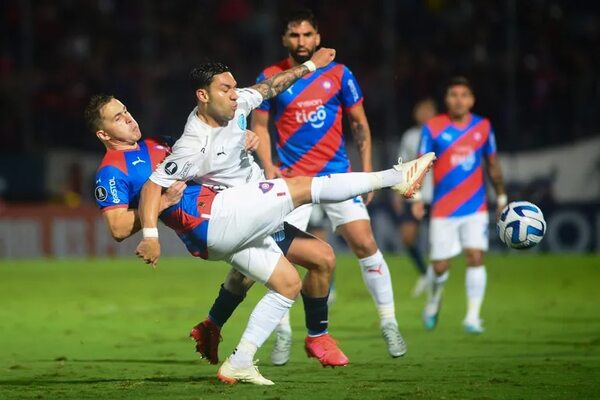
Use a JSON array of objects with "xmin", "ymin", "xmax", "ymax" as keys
[
  {"xmin": 351, "ymin": 121, "xmax": 367, "ymax": 153},
  {"xmin": 250, "ymin": 65, "xmax": 309, "ymax": 100}
]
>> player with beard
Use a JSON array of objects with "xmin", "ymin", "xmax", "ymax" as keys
[{"xmin": 249, "ymin": 8, "xmax": 407, "ymax": 363}]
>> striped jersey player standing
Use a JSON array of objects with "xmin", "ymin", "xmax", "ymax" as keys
[
  {"xmin": 252, "ymin": 8, "xmax": 407, "ymax": 361},
  {"xmin": 416, "ymin": 77, "xmax": 507, "ymax": 334}
]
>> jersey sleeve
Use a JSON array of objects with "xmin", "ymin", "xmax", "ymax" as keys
[
  {"xmin": 254, "ymin": 71, "xmax": 271, "ymax": 112},
  {"xmin": 236, "ymin": 88, "xmax": 264, "ymax": 115},
  {"xmin": 418, "ymin": 124, "xmax": 434, "ymax": 156},
  {"xmin": 149, "ymin": 138, "xmax": 202, "ymax": 188},
  {"xmin": 483, "ymin": 120, "xmax": 497, "ymax": 156},
  {"xmin": 94, "ymin": 167, "xmax": 130, "ymax": 210},
  {"xmin": 340, "ymin": 66, "xmax": 364, "ymax": 108}
]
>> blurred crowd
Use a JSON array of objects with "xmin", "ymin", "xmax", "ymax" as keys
[{"xmin": 1, "ymin": 0, "xmax": 599, "ymax": 156}]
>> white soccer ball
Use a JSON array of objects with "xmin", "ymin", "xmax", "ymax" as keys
[{"xmin": 497, "ymin": 201, "xmax": 546, "ymax": 249}]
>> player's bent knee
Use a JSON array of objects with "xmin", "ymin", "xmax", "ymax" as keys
[
  {"xmin": 432, "ymin": 260, "xmax": 450, "ymax": 274},
  {"xmin": 465, "ymin": 251, "xmax": 484, "ymax": 266},
  {"xmin": 351, "ymin": 236, "xmax": 378, "ymax": 259},
  {"xmin": 224, "ymin": 268, "xmax": 253, "ymax": 296}
]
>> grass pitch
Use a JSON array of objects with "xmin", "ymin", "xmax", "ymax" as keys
[{"xmin": 0, "ymin": 254, "xmax": 599, "ymax": 399}]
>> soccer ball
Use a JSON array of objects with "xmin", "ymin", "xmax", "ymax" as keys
[{"xmin": 497, "ymin": 201, "xmax": 546, "ymax": 249}]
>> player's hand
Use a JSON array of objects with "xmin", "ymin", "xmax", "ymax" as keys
[
  {"xmin": 310, "ymin": 47, "xmax": 336, "ymax": 69},
  {"xmin": 264, "ymin": 164, "xmax": 282, "ymax": 179},
  {"xmin": 163, "ymin": 181, "xmax": 187, "ymax": 208},
  {"xmin": 245, "ymin": 130, "xmax": 260, "ymax": 152},
  {"xmin": 136, "ymin": 238, "xmax": 161, "ymax": 268},
  {"xmin": 411, "ymin": 201, "xmax": 426, "ymax": 220},
  {"xmin": 362, "ymin": 191, "xmax": 374, "ymax": 206}
]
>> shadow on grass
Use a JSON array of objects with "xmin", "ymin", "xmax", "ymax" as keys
[
  {"xmin": 0, "ymin": 375, "xmax": 212, "ymax": 386},
  {"xmin": 39, "ymin": 358, "xmax": 201, "ymax": 365}
]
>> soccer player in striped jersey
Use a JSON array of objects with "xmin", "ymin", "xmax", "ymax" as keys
[
  {"xmin": 251, "ymin": 8, "xmax": 407, "ymax": 361},
  {"xmin": 416, "ymin": 77, "xmax": 507, "ymax": 334}
]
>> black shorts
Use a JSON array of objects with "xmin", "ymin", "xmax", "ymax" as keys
[{"xmin": 273, "ymin": 222, "xmax": 311, "ymax": 255}]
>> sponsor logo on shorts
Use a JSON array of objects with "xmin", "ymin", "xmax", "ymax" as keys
[
  {"xmin": 259, "ymin": 181, "xmax": 274, "ymax": 193},
  {"xmin": 95, "ymin": 186, "xmax": 107, "ymax": 201}
]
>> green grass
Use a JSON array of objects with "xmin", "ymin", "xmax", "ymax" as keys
[{"xmin": 0, "ymin": 254, "xmax": 599, "ymax": 399}]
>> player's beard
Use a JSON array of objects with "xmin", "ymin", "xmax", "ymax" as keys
[{"xmin": 291, "ymin": 47, "xmax": 315, "ymax": 64}]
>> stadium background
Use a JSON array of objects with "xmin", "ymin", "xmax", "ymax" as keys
[
  {"xmin": 1, "ymin": 0, "xmax": 599, "ymax": 256},
  {"xmin": 0, "ymin": 2, "xmax": 599, "ymax": 399}
]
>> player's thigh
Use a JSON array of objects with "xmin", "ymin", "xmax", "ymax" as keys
[
  {"xmin": 322, "ymin": 196, "xmax": 371, "ymax": 231},
  {"xmin": 208, "ymin": 179, "xmax": 294, "ymax": 256},
  {"xmin": 283, "ymin": 204, "xmax": 313, "ymax": 232},
  {"xmin": 227, "ymin": 236, "xmax": 284, "ymax": 285},
  {"xmin": 458, "ymin": 212, "xmax": 489, "ymax": 252},
  {"xmin": 429, "ymin": 217, "xmax": 462, "ymax": 261},
  {"xmin": 265, "ymin": 255, "xmax": 302, "ymax": 299},
  {"xmin": 285, "ymin": 226, "xmax": 335, "ymax": 273}
]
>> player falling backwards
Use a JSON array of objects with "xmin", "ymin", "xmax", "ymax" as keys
[
  {"xmin": 89, "ymin": 55, "xmax": 435, "ymax": 385},
  {"xmin": 415, "ymin": 77, "xmax": 506, "ymax": 334}
]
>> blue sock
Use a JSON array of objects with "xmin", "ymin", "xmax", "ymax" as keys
[
  {"xmin": 408, "ymin": 245, "xmax": 427, "ymax": 275},
  {"xmin": 208, "ymin": 284, "xmax": 245, "ymax": 328},
  {"xmin": 301, "ymin": 292, "xmax": 329, "ymax": 336}
]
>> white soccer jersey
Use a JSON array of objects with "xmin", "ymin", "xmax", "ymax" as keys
[{"xmin": 150, "ymin": 88, "xmax": 264, "ymax": 188}]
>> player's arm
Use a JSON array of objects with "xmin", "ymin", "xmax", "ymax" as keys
[
  {"xmin": 346, "ymin": 103, "xmax": 374, "ymax": 204},
  {"xmin": 249, "ymin": 47, "xmax": 336, "ymax": 100},
  {"xmin": 136, "ymin": 180, "xmax": 163, "ymax": 267},
  {"xmin": 251, "ymin": 110, "xmax": 281, "ymax": 178},
  {"xmin": 103, "ymin": 182, "xmax": 187, "ymax": 242},
  {"xmin": 485, "ymin": 154, "xmax": 507, "ymax": 214}
]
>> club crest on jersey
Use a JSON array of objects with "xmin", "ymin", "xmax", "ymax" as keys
[
  {"xmin": 322, "ymin": 80, "xmax": 332, "ymax": 90},
  {"xmin": 95, "ymin": 186, "xmax": 108, "ymax": 201},
  {"xmin": 164, "ymin": 161, "xmax": 178, "ymax": 175},
  {"xmin": 237, "ymin": 114, "xmax": 247, "ymax": 130},
  {"xmin": 258, "ymin": 181, "xmax": 274, "ymax": 193}
]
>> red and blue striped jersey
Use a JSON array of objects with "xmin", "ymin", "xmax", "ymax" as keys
[
  {"xmin": 255, "ymin": 59, "xmax": 363, "ymax": 177},
  {"xmin": 419, "ymin": 113, "xmax": 497, "ymax": 218},
  {"xmin": 94, "ymin": 137, "xmax": 216, "ymax": 259}
]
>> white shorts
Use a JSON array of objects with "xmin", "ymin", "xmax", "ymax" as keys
[
  {"xmin": 429, "ymin": 211, "xmax": 489, "ymax": 261},
  {"xmin": 284, "ymin": 196, "xmax": 370, "ymax": 231},
  {"xmin": 207, "ymin": 179, "xmax": 294, "ymax": 282}
]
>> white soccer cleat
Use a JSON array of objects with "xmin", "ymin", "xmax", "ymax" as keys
[
  {"xmin": 392, "ymin": 152, "xmax": 436, "ymax": 198},
  {"xmin": 381, "ymin": 322, "xmax": 407, "ymax": 358},
  {"xmin": 270, "ymin": 330, "xmax": 292, "ymax": 366},
  {"xmin": 217, "ymin": 357, "xmax": 274, "ymax": 385},
  {"xmin": 463, "ymin": 319, "xmax": 485, "ymax": 334}
]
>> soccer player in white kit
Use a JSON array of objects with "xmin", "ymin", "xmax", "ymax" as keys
[{"xmin": 135, "ymin": 53, "xmax": 436, "ymax": 384}]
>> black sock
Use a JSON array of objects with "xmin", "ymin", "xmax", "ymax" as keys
[
  {"xmin": 408, "ymin": 245, "xmax": 427, "ymax": 275},
  {"xmin": 302, "ymin": 292, "xmax": 329, "ymax": 336},
  {"xmin": 208, "ymin": 284, "xmax": 245, "ymax": 327}
]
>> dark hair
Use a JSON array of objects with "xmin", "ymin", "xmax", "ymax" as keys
[
  {"xmin": 84, "ymin": 94, "xmax": 114, "ymax": 133},
  {"xmin": 446, "ymin": 76, "xmax": 474, "ymax": 94},
  {"xmin": 190, "ymin": 62, "xmax": 230, "ymax": 90},
  {"xmin": 281, "ymin": 8, "xmax": 318, "ymax": 35}
]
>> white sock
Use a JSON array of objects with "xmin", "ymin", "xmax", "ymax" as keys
[
  {"xmin": 229, "ymin": 290, "xmax": 294, "ymax": 368},
  {"xmin": 358, "ymin": 250, "xmax": 397, "ymax": 326},
  {"xmin": 426, "ymin": 266, "xmax": 448, "ymax": 313},
  {"xmin": 465, "ymin": 266, "xmax": 487, "ymax": 323},
  {"xmin": 276, "ymin": 309, "xmax": 292, "ymax": 333},
  {"xmin": 310, "ymin": 169, "xmax": 404, "ymax": 204}
]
